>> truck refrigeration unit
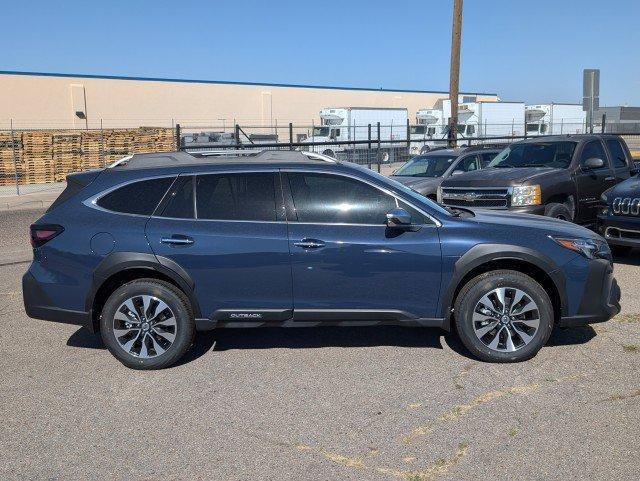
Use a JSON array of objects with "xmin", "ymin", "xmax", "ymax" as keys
[
  {"xmin": 525, "ymin": 104, "xmax": 586, "ymax": 135},
  {"xmin": 304, "ymin": 107, "xmax": 409, "ymax": 162}
]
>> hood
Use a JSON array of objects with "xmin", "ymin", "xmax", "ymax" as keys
[
  {"xmin": 390, "ymin": 176, "xmax": 443, "ymax": 194},
  {"xmin": 603, "ymin": 175, "xmax": 640, "ymax": 202},
  {"xmin": 469, "ymin": 209, "xmax": 602, "ymax": 240},
  {"xmin": 441, "ymin": 167, "xmax": 563, "ymax": 188}
]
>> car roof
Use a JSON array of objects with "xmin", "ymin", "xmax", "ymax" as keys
[
  {"xmin": 110, "ymin": 150, "xmax": 338, "ymax": 170},
  {"xmin": 516, "ymin": 134, "xmax": 621, "ymax": 145},
  {"xmin": 419, "ymin": 145, "xmax": 503, "ymax": 157}
]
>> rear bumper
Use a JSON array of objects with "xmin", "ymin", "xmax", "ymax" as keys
[
  {"xmin": 22, "ymin": 270, "xmax": 93, "ymax": 331},
  {"xmin": 558, "ymin": 260, "xmax": 620, "ymax": 327}
]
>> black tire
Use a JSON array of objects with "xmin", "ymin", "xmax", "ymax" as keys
[
  {"xmin": 611, "ymin": 245, "xmax": 632, "ymax": 257},
  {"xmin": 100, "ymin": 279, "xmax": 195, "ymax": 370},
  {"xmin": 544, "ymin": 202, "xmax": 573, "ymax": 221},
  {"xmin": 420, "ymin": 145, "xmax": 431, "ymax": 154},
  {"xmin": 322, "ymin": 149, "xmax": 335, "ymax": 158},
  {"xmin": 454, "ymin": 270, "xmax": 554, "ymax": 363}
]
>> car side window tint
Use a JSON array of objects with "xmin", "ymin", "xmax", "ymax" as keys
[
  {"xmin": 606, "ymin": 139, "xmax": 628, "ymax": 169},
  {"xmin": 480, "ymin": 152, "xmax": 497, "ymax": 167},
  {"xmin": 458, "ymin": 155, "xmax": 480, "ymax": 172},
  {"xmin": 196, "ymin": 172, "xmax": 277, "ymax": 221},
  {"xmin": 398, "ymin": 200, "xmax": 431, "ymax": 225},
  {"xmin": 288, "ymin": 172, "xmax": 396, "ymax": 225},
  {"xmin": 580, "ymin": 141, "xmax": 607, "ymax": 168},
  {"xmin": 97, "ymin": 177, "xmax": 174, "ymax": 215},
  {"xmin": 160, "ymin": 176, "xmax": 194, "ymax": 219}
]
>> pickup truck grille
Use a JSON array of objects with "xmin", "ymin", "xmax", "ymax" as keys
[{"xmin": 441, "ymin": 187, "xmax": 510, "ymax": 209}]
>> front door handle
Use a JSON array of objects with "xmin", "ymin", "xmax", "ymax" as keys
[
  {"xmin": 293, "ymin": 238, "xmax": 325, "ymax": 249},
  {"xmin": 605, "ymin": 176, "xmax": 615, "ymax": 182},
  {"xmin": 161, "ymin": 235, "xmax": 195, "ymax": 246}
]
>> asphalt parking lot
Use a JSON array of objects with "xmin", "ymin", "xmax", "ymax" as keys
[{"xmin": 1, "ymin": 208, "xmax": 638, "ymax": 481}]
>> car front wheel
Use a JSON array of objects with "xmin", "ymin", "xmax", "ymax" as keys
[
  {"xmin": 100, "ymin": 279, "xmax": 195, "ymax": 369},
  {"xmin": 454, "ymin": 270, "xmax": 554, "ymax": 362}
]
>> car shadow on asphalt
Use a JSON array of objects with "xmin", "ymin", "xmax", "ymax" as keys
[
  {"xmin": 67, "ymin": 324, "xmax": 597, "ymax": 367},
  {"xmin": 613, "ymin": 251, "xmax": 639, "ymax": 266}
]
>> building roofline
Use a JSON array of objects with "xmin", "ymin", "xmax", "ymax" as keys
[{"xmin": 0, "ymin": 70, "xmax": 498, "ymax": 96}]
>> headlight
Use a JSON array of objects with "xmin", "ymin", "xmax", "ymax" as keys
[
  {"xmin": 550, "ymin": 236, "xmax": 610, "ymax": 260},
  {"xmin": 511, "ymin": 185, "xmax": 541, "ymax": 206}
]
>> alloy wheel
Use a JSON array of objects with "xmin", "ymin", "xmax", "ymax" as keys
[
  {"xmin": 472, "ymin": 287, "xmax": 540, "ymax": 352},
  {"xmin": 112, "ymin": 295, "xmax": 177, "ymax": 358}
]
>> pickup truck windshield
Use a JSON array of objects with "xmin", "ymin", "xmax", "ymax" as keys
[
  {"xmin": 394, "ymin": 155, "xmax": 457, "ymax": 177},
  {"xmin": 488, "ymin": 141, "xmax": 577, "ymax": 169}
]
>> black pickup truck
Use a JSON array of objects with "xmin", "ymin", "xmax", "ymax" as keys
[{"xmin": 438, "ymin": 134, "xmax": 636, "ymax": 225}]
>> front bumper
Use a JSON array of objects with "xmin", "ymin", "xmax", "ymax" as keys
[
  {"xmin": 597, "ymin": 213, "xmax": 640, "ymax": 247},
  {"xmin": 508, "ymin": 205, "xmax": 547, "ymax": 216},
  {"xmin": 558, "ymin": 258, "xmax": 620, "ymax": 327},
  {"xmin": 22, "ymin": 270, "xmax": 93, "ymax": 330}
]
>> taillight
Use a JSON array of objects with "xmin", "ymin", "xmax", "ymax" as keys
[{"xmin": 30, "ymin": 224, "xmax": 64, "ymax": 248}]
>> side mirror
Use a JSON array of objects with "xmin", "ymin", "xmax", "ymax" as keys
[
  {"xmin": 583, "ymin": 157, "xmax": 604, "ymax": 170},
  {"xmin": 451, "ymin": 170, "xmax": 464, "ymax": 176},
  {"xmin": 386, "ymin": 208, "xmax": 412, "ymax": 228}
]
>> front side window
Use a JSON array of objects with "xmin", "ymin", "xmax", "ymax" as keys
[
  {"xmin": 394, "ymin": 155, "xmax": 457, "ymax": 177},
  {"xmin": 488, "ymin": 141, "xmax": 577, "ymax": 169},
  {"xmin": 287, "ymin": 172, "xmax": 396, "ymax": 225},
  {"xmin": 196, "ymin": 172, "xmax": 277, "ymax": 221},
  {"xmin": 606, "ymin": 139, "xmax": 628, "ymax": 168},
  {"xmin": 580, "ymin": 141, "xmax": 607, "ymax": 168},
  {"xmin": 97, "ymin": 177, "xmax": 174, "ymax": 215}
]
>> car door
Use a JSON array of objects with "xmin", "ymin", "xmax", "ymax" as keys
[
  {"xmin": 145, "ymin": 171, "xmax": 293, "ymax": 322},
  {"xmin": 605, "ymin": 137, "xmax": 633, "ymax": 183},
  {"xmin": 282, "ymin": 170, "xmax": 442, "ymax": 322},
  {"xmin": 574, "ymin": 139, "xmax": 615, "ymax": 222}
]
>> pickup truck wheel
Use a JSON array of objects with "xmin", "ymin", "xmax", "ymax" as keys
[
  {"xmin": 544, "ymin": 202, "xmax": 573, "ymax": 221},
  {"xmin": 420, "ymin": 146, "xmax": 431, "ymax": 154},
  {"xmin": 322, "ymin": 149, "xmax": 335, "ymax": 158},
  {"xmin": 100, "ymin": 279, "xmax": 195, "ymax": 370},
  {"xmin": 454, "ymin": 270, "xmax": 554, "ymax": 363}
]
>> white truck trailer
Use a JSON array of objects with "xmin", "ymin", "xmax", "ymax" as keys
[
  {"xmin": 456, "ymin": 100, "xmax": 525, "ymax": 139},
  {"xmin": 304, "ymin": 107, "xmax": 408, "ymax": 162},
  {"xmin": 525, "ymin": 104, "xmax": 586, "ymax": 135}
]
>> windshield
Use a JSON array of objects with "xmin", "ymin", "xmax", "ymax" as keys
[
  {"xmin": 312, "ymin": 127, "xmax": 330, "ymax": 137},
  {"xmin": 394, "ymin": 155, "xmax": 457, "ymax": 177},
  {"xmin": 410, "ymin": 126, "xmax": 426, "ymax": 135},
  {"xmin": 488, "ymin": 141, "xmax": 577, "ymax": 169}
]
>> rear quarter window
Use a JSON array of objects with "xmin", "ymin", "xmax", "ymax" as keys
[{"xmin": 97, "ymin": 177, "xmax": 175, "ymax": 215}]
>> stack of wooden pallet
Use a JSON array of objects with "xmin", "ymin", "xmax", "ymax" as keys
[
  {"xmin": 22, "ymin": 131, "xmax": 55, "ymax": 184},
  {"xmin": 0, "ymin": 132, "xmax": 22, "ymax": 186},
  {"xmin": 134, "ymin": 127, "xmax": 176, "ymax": 153},
  {"xmin": 80, "ymin": 131, "xmax": 104, "ymax": 169},
  {"xmin": 52, "ymin": 132, "xmax": 83, "ymax": 182}
]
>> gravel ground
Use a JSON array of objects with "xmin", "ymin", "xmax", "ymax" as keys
[{"xmin": 1, "ymin": 209, "xmax": 638, "ymax": 481}]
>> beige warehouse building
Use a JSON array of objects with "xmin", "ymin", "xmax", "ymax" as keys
[{"xmin": 0, "ymin": 71, "xmax": 497, "ymax": 131}]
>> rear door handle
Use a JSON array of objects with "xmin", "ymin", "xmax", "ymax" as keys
[
  {"xmin": 605, "ymin": 176, "xmax": 615, "ymax": 181},
  {"xmin": 161, "ymin": 235, "xmax": 195, "ymax": 246},
  {"xmin": 293, "ymin": 238, "xmax": 325, "ymax": 249}
]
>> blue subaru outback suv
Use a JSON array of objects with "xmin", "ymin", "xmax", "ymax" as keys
[{"xmin": 23, "ymin": 150, "xmax": 621, "ymax": 369}]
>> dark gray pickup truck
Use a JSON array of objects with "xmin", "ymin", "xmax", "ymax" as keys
[{"xmin": 438, "ymin": 134, "xmax": 637, "ymax": 225}]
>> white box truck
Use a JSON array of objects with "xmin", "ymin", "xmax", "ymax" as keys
[
  {"xmin": 304, "ymin": 107, "xmax": 408, "ymax": 162},
  {"xmin": 457, "ymin": 100, "xmax": 525, "ymax": 139},
  {"xmin": 525, "ymin": 104, "xmax": 586, "ymax": 135}
]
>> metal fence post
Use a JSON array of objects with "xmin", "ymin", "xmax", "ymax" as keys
[
  {"xmin": 406, "ymin": 118, "xmax": 410, "ymax": 149},
  {"xmin": 235, "ymin": 124, "xmax": 240, "ymax": 147},
  {"xmin": 100, "ymin": 119, "xmax": 105, "ymax": 167},
  {"xmin": 376, "ymin": 122, "xmax": 381, "ymax": 174},
  {"xmin": 10, "ymin": 119, "xmax": 20, "ymax": 195},
  {"xmin": 601, "ymin": 113, "xmax": 606, "ymax": 134},
  {"xmin": 367, "ymin": 124, "xmax": 372, "ymax": 169},
  {"xmin": 175, "ymin": 123, "xmax": 181, "ymax": 151},
  {"xmin": 289, "ymin": 123, "xmax": 294, "ymax": 150}
]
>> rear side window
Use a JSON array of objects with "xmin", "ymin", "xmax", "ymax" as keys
[
  {"xmin": 606, "ymin": 139, "xmax": 628, "ymax": 169},
  {"xmin": 160, "ymin": 176, "xmax": 194, "ymax": 219},
  {"xmin": 97, "ymin": 177, "xmax": 174, "ymax": 215},
  {"xmin": 196, "ymin": 172, "xmax": 277, "ymax": 221}
]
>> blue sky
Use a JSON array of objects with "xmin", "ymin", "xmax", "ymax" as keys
[{"xmin": 2, "ymin": 0, "xmax": 639, "ymax": 105}]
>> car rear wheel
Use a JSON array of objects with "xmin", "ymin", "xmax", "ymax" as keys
[
  {"xmin": 100, "ymin": 279, "xmax": 195, "ymax": 369},
  {"xmin": 454, "ymin": 270, "xmax": 554, "ymax": 362}
]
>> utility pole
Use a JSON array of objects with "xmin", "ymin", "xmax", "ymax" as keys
[{"xmin": 448, "ymin": 0, "xmax": 463, "ymax": 148}]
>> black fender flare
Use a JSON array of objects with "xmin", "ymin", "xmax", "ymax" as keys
[
  {"xmin": 440, "ymin": 243, "xmax": 567, "ymax": 327},
  {"xmin": 87, "ymin": 251, "xmax": 201, "ymax": 319}
]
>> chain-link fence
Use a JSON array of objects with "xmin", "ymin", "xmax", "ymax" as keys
[{"xmin": 1, "ymin": 121, "xmax": 639, "ymax": 194}]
